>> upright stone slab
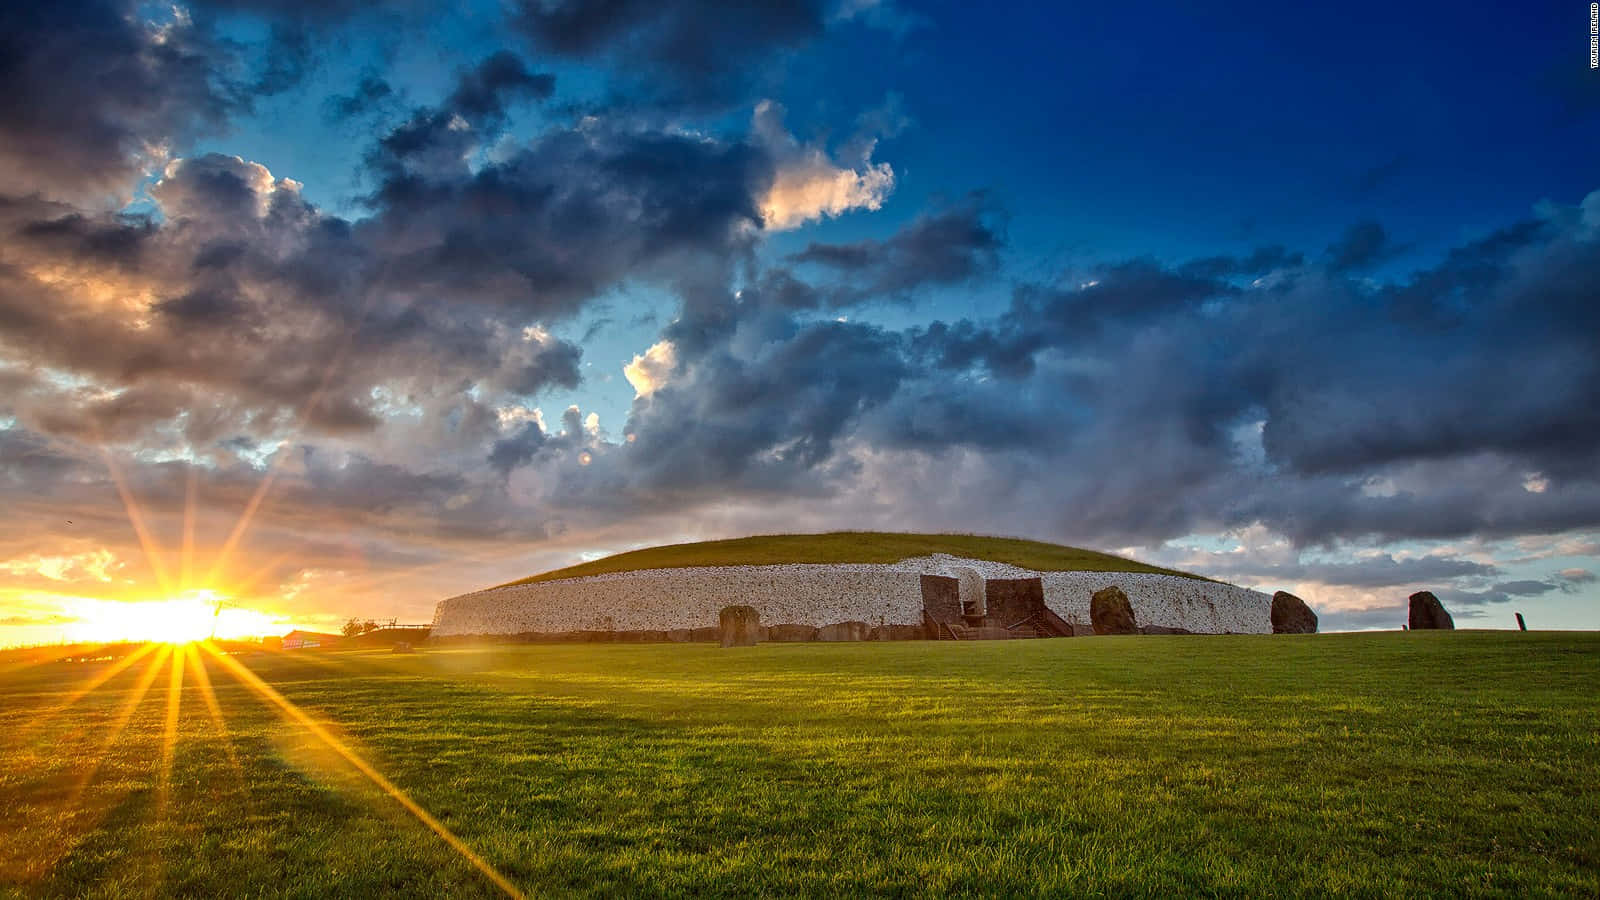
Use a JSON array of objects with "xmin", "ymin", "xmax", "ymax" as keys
[
  {"xmin": 719, "ymin": 605, "xmax": 762, "ymax": 647},
  {"xmin": 920, "ymin": 574, "xmax": 961, "ymax": 623},
  {"xmin": 983, "ymin": 577, "xmax": 1047, "ymax": 624},
  {"xmin": 1408, "ymin": 591, "xmax": 1454, "ymax": 630},
  {"xmin": 1090, "ymin": 586, "xmax": 1138, "ymax": 635},
  {"xmin": 1271, "ymin": 591, "xmax": 1318, "ymax": 634}
]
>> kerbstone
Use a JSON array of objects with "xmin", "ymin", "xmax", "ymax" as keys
[
  {"xmin": 1090, "ymin": 586, "xmax": 1138, "ymax": 635},
  {"xmin": 719, "ymin": 605, "xmax": 762, "ymax": 647},
  {"xmin": 1270, "ymin": 591, "xmax": 1318, "ymax": 634}
]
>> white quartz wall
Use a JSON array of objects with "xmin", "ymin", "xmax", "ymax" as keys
[
  {"xmin": 430, "ymin": 554, "xmax": 1273, "ymax": 636},
  {"xmin": 1040, "ymin": 572, "xmax": 1270, "ymax": 634},
  {"xmin": 431, "ymin": 565, "xmax": 926, "ymax": 636}
]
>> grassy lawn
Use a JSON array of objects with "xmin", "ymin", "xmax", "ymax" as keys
[
  {"xmin": 1, "ymin": 632, "xmax": 1596, "ymax": 897},
  {"xmin": 500, "ymin": 532, "xmax": 1205, "ymax": 587}
]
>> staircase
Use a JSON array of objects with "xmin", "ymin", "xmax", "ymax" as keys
[{"xmin": 935, "ymin": 619, "xmax": 1051, "ymax": 640}]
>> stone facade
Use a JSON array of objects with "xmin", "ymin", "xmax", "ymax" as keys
[{"xmin": 431, "ymin": 553, "xmax": 1273, "ymax": 637}]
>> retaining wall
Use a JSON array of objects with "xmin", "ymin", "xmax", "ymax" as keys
[{"xmin": 432, "ymin": 554, "xmax": 1272, "ymax": 637}]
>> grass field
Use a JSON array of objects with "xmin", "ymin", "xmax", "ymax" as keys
[
  {"xmin": 498, "ymin": 531, "xmax": 1206, "ymax": 587},
  {"xmin": 1, "ymin": 633, "xmax": 1596, "ymax": 897}
]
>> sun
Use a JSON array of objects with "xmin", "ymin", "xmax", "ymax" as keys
[
  {"xmin": 64, "ymin": 589, "xmax": 229, "ymax": 644},
  {"xmin": 143, "ymin": 592, "xmax": 224, "ymax": 644}
]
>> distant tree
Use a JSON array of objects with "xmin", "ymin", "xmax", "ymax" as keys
[{"xmin": 341, "ymin": 618, "xmax": 382, "ymax": 636}]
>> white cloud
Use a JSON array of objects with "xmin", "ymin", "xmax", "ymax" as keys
[
  {"xmin": 0, "ymin": 548, "xmax": 121, "ymax": 583},
  {"xmin": 624, "ymin": 340, "xmax": 677, "ymax": 397},
  {"xmin": 495, "ymin": 404, "xmax": 544, "ymax": 432},
  {"xmin": 754, "ymin": 100, "xmax": 895, "ymax": 231}
]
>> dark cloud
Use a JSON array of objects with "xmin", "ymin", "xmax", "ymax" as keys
[
  {"xmin": 1492, "ymin": 579, "xmax": 1558, "ymax": 596},
  {"xmin": 1324, "ymin": 221, "xmax": 1397, "ymax": 272},
  {"xmin": 1260, "ymin": 217, "xmax": 1600, "ymax": 482},
  {"xmin": 1438, "ymin": 587, "xmax": 1518, "ymax": 607},
  {"xmin": 785, "ymin": 197, "xmax": 1003, "ymax": 305},
  {"xmin": 323, "ymin": 74, "xmax": 397, "ymax": 122},
  {"xmin": 483, "ymin": 193, "xmax": 1600, "ymax": 553},
  {"xmin": 622, "ymin": 313, "xmax": 908, "ymax": 493},
  {"xmin": 363, "ymin": 124, "xmax": 772, "ymax": 315},
  {"xmin": 489, "ymin": 422, "xmax": 548, "ymax": 476},
  {"xmin": 0, "ymin": 0, "xmax": 392, "ymax": 203},
  {"xmin": 446, "ymin": 51, "xmax": 555, "ymax": 120},
  {"xmin": 1189, "ymin": 553, "xmax": 1499, "ymax": 589},
  {"xmin": 0, "ymin": 154, "xmax": 586, "ymax": 451},
  {"xmin": 509, "ymin": 0, "xmax": 826, "ymax": 106},
  {"xmin": 0, "ymin": 0, "xmax": 239, "ymax": 200},
  {"xmin": 1180, "ymin": 245, "xmax": 1304, "ymax": 280}
]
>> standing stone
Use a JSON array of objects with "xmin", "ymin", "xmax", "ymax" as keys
[
  {"xmin": 1270, "ymin": 591, "xmax": 1318, "ymax": 634},
  {"xmin": 1090, "ymin": 586, "xmax": 1138, "ymax": 635},
  {"xmin": 719, "ymin": 605, "xmax": 762, "ymax": 647},
  {"xmin": 1408, "ymin": 591, "xmax": 1455, "ymax": 630}
]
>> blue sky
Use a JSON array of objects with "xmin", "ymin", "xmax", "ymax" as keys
[{"xmin": 0, "ymin": 0, "xmax": 1596, "ymax": 640}]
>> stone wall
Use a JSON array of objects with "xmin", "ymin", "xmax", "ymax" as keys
[
  {"xmin": 431, "ymin": 553, "xmax": 1273, "ymax": 637},
  {"xmin": 1041, "ymin": 571, "xmax": 1270, "ymax": 634},
  {"xmin": 432, "ymin": 565, "xmax": 927, "ymax": 637}
]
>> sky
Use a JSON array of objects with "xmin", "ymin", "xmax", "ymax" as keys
[{"xmin": 1, "ymin": 0, "xmax": 1597, "ymax": 643}]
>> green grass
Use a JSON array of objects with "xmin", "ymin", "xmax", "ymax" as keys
[
  {"xmin": 2, "ymin": 633, "xmax": 1597, "ymax": 897},
  {"xmin": 497, "ymin": 531, "xmax": 1205, "ymax": 588}
]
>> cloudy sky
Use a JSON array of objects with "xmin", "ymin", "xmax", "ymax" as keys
[{"xmin": 1, "ymin": 0, "xmax": 1597, "ymax": 643}]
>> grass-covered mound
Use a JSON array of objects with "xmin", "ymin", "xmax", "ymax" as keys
[{"xmin": 496, "ymin": 531, "xmax": 1205, "ymax": 588}]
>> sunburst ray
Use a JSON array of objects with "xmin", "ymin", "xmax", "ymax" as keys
[
  {"xmin": 200, "ymin": 643, "xmax": 523, "ymax": 899},
  {"xmin": 185, "ymin": 643, "xmax": 241, "ymax": 777},
  {"xmin": 98, "ymin": 448, "xmax": 176, "ymax": 599},
  {"xmin": 67, "ymin": 644, "xmax": 170, "ymax": 810},
  {"xmin": 4, "ymin": 643, "xmax": 163, "ymax": 752},
  {"xmin": 157, "ymin": 645, "xmax": 186, "ymax": 818},
  {"xmin": 180, "ymin": 466, "xmax": 199, "ymax": 594}
]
